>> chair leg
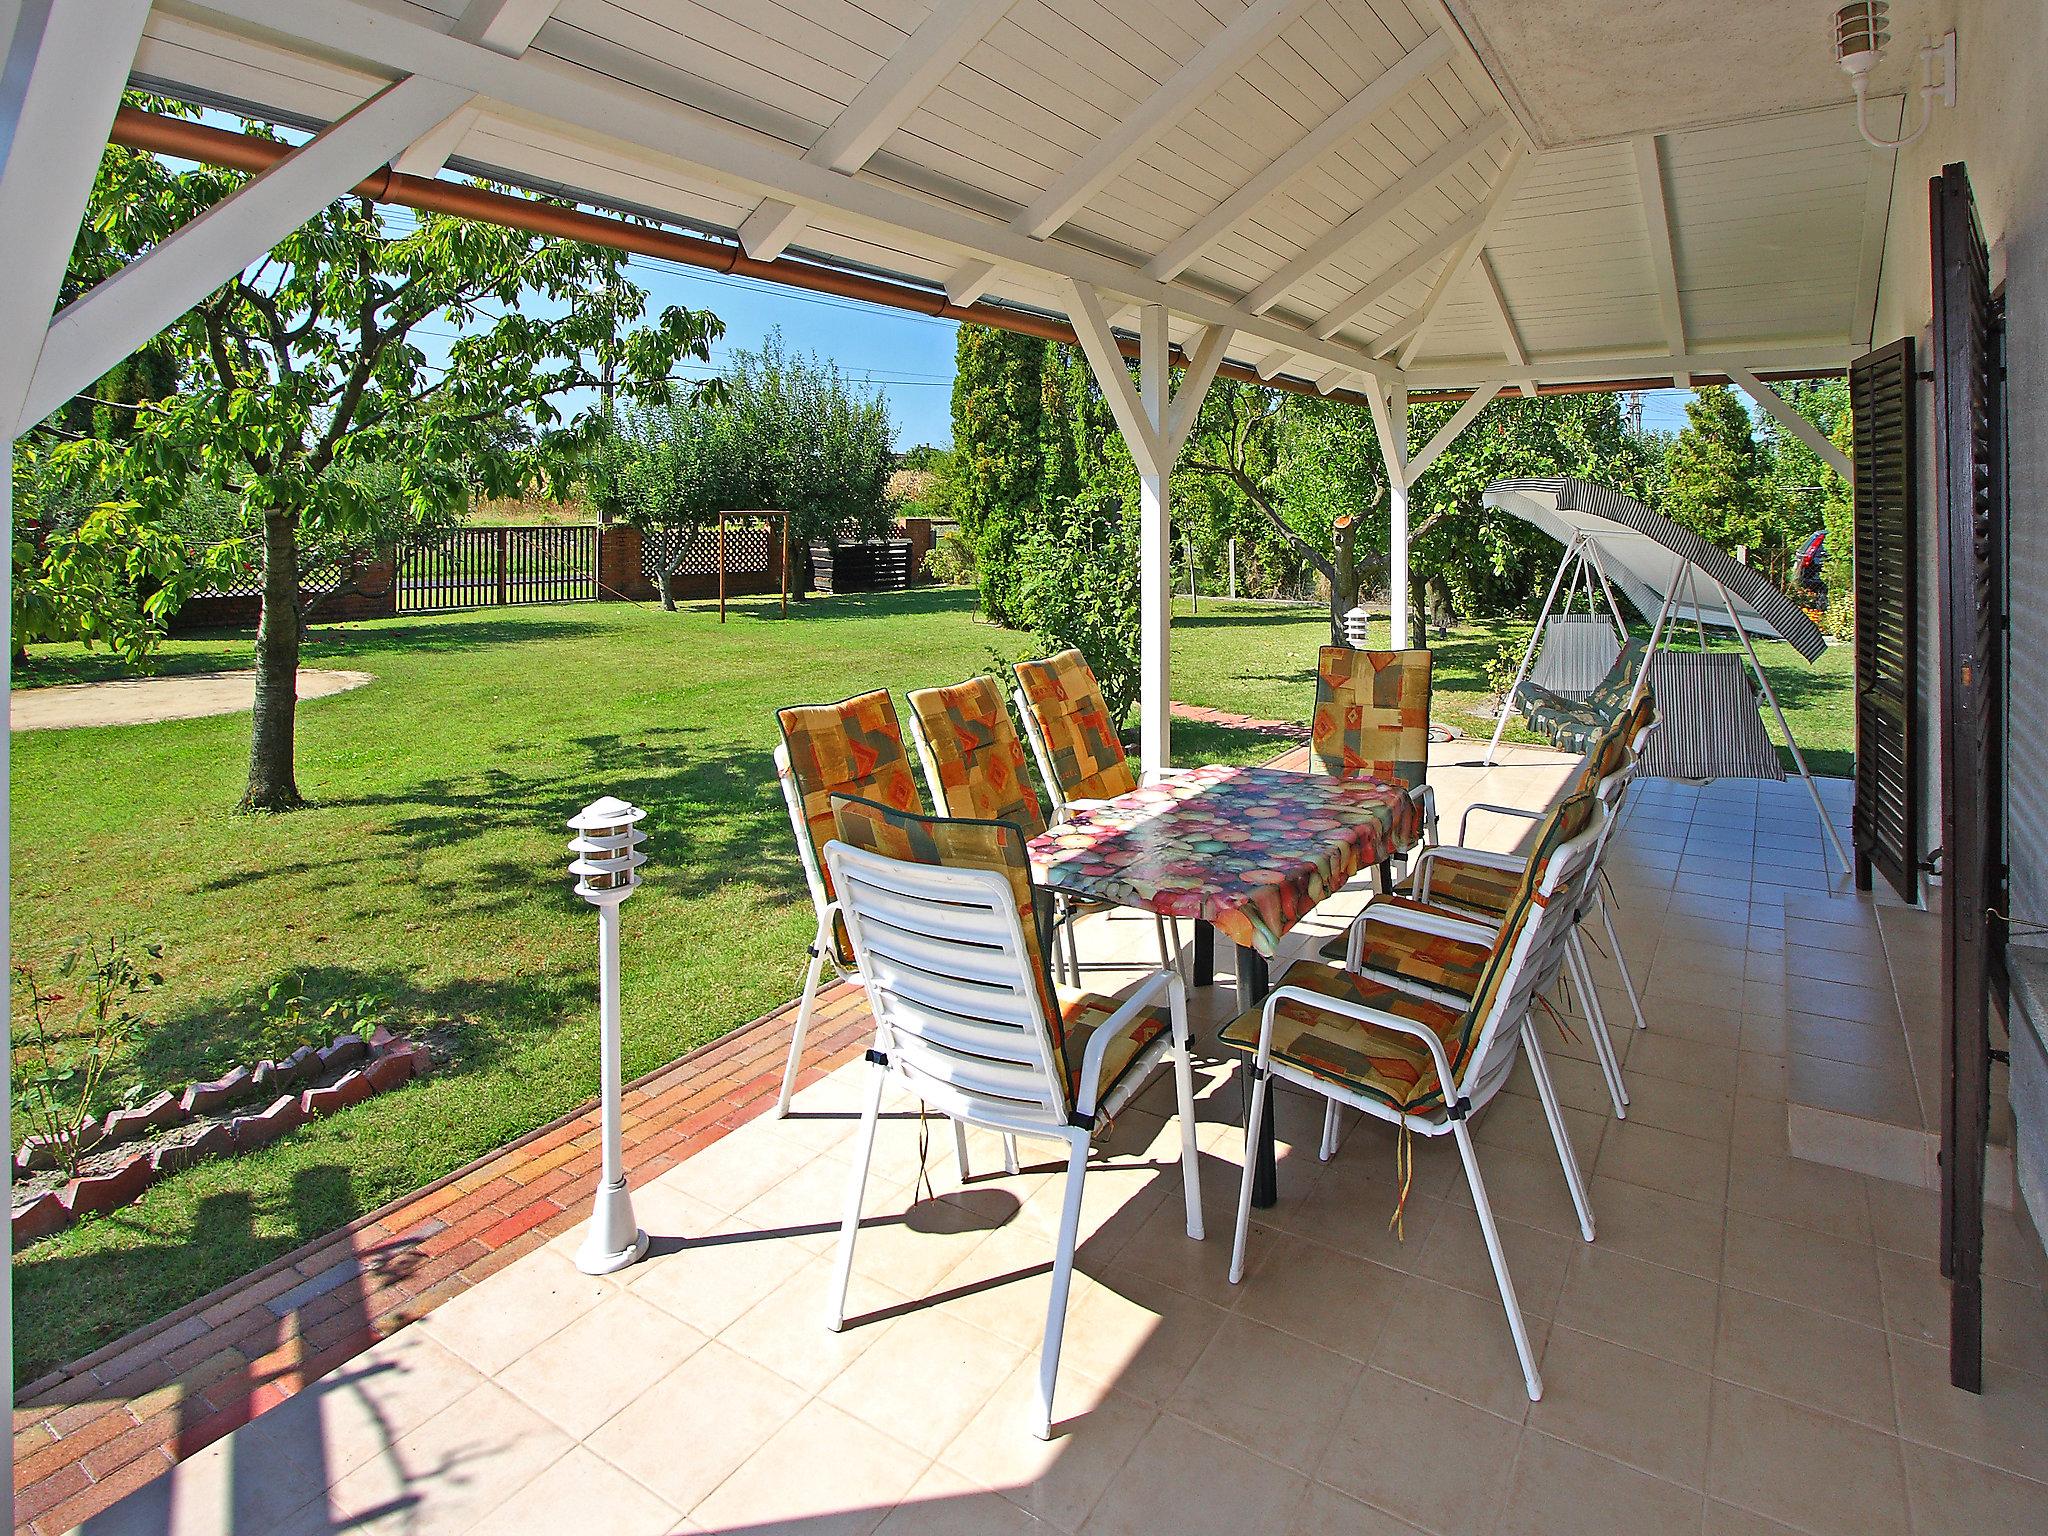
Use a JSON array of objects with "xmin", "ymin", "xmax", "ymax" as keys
[
  {"xmin": 1319, "ymin": 1098, "xmax": 1341, "ymax": 1162},
  {"xmin": 1063, "ymin": 902, "xmax": 1083, "ymax": 985},
  {"xmin": 1568, "ymin": 931, "xmax": 1629, "ymax": 1118},
  {"xmin": 1002, "ymin": 1134, "xmax": 1021, "ymax": 1175},
  {"xmin": 1228, "ymin": 1067, "xmax": 1272, "ymax": 1284},
  {"xmin": 777, "ymin": 945, "xmax": 828, "ymax": 1118},
  {"xmin": 952, "ymin": 1117, "xmax": 973, "ymax": 1182},
  {"xmin": 1451, "ymin": 1119, "xmax": 1544, "ymax": 1402},
  {"xmin": 1521, "ymin": 1018, "xmax": 1597, "ymax": 1242},
  {"xmin": 827, "ymin": 1063, "xmax": 888, "ymax": 1331},
  {"xmin": 1169, "ymin": 980, "xmax": 1205, "ymax": 1240},
  {"xmin": 1597, "ymin": 890, "xmax": 1650, "ymax": 1030},
  {"xmin": 1033, "ymin": 1134, "xmax": 1091, "ymax": 1439}
]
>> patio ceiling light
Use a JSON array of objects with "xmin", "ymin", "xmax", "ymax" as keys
[
  {"xmin": 568, "ymin": 796, "xmax": 650, "ymax": 1274},
  {"xmin": 1832, "ymin": 3, "xmax": 1957, "ymax": 151}
]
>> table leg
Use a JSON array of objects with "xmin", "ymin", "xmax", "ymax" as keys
[
  {"xmin": 1192, "ymin": 920, "xmax": 1216, "ymax": 987},
  {"xmin": 1236, "ymin": 945, "xmax": 1277, "ymax": 1208},
  {"xmin": 1378, "ymin": 857, "xmax": 1394, "ymax": 894}
]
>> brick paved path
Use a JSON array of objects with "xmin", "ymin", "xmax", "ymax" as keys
[{"xmin": 11, "ymin": 985, "xmax": 874, "ymax": 1535}]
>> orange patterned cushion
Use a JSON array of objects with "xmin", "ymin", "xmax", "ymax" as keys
[
  {"xmin": 777, "ymin": 691, "xmax": 923, "ymax": 964},
  {"xmin": 1308, "ymin": 647, "xmax": 1431, "ymax": 790},
  {"xmin": 1219, "ymin": 965, "xmax": 1469, "ymax": 1115},
  {"xmin": 1014, "ymin": 649, "xmax": 1138, "ymax": 802},
  {"xmin": 907, "ymin": 674, "xmax": 1047, "ymax": 838}
]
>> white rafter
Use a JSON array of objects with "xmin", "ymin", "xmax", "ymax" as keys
[
  {"xmin": 1255, "ymin": 349, "xmax": 1297, "ymax": 380},
  {"xmin": 1477, "ymin": 250, "xmax": 1535, "ymax": 397},
  {"xmin": 1400, "ymin": 343, "xmax": 1855, "ymax": 390},
  {"xmin": 1243, "ymin": 113, "xmax": 1510, "ymax": 316},
  {"xmin": 740, "ymin": 0, "xmax": 1015, "ymax": 260},
  {"xmin": 22, "ymin": 75, "xmax": 473, "ymax": 432},
  {"xmin": 1405, "ymin": 382, "xmax": 1500, "ymax": 484},
  {"xmin": 1165, "ymin": 324, "xmax": 1231, "ymax": 461},
  {"xmin": 176, "ymin": 0, "xmax": 1394, "ymax": 386},
  {"xmin": 1065, "ymin": 280, "xmax": 1164, "ymax": 480},
  {"xmin": 1728, "ymin": 367, "xmax": 1852, "ymax": 481},
  {"xmin": 1315, "ymin": 364, "xmax": 1352, "ymax": 394},
  {"xmin": 1313, "ymin": 202, "xmax": 1485, "ymax": 341},
  {"xmin": 0, "ymin": 0, "xmax": 152, "ymax": 437},
  {"xmin": 1632, "ymin": 134, "xmax": 1688, "ymax": 386},
  {"xmin": 1396, "ymin": 144, "xmax": 1532, "ymax": 368},
  {"xmin": 1144, "ymin": 31, "xmax": 1451, "ymax": 283},
  {"xmin": 391, "ymin": 0, "xmax": 559, "ymax": 177}
]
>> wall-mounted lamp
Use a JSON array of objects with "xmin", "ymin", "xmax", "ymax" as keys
[{"xmin": 1834, "ymin": 4, "xmax": 1956, "ymax": 151}]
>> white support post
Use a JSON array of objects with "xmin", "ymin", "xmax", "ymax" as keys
[
  {"xmin": 1483, "ymin": 534, "xmax": 1580, "ymax": 765},
  {"xmin": 1138, "ymin": 305, "xmax": 1172, "ymax": 776},
  {"xmin": 21, "ymin": 75, "xmax": 474, "ymax": 433},
  {"xmin": 1367, "ymin": 383, "xmax": 1411, "ymax": 646},
  {"xmin": 1728, "ymin": 367, "xmax": 1852, "ymax": 482},
  {"xmin": 1713, "ymin": 580, "xmax": 1855, "ymax": 877}
]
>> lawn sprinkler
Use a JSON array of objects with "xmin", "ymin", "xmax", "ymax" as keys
[{"xmin": 567, "ymin": 796, "xmax": 649, "ymax": 1275}]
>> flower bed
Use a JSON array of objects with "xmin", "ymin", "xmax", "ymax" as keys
[{"xmin": 10, "ymin": 1029, "xmax": 430, "ymax": 1247}]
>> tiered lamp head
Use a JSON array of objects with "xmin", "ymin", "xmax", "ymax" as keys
[{"xmin": 568, "ymin": 797, "xmax": 647, "ymax": 903}]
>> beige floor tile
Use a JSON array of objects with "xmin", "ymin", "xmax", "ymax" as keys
[
  {"xmin": 1078, "ymin": 1412, "xmax": 1307, "ymax": 1536},
  {"xmin": 1621, "ymin": 1074, "xmax": 1736, "ymax": 1144},
  {"xmin": 1723, "ymin": 1209, "xmax": 1884, "ymax": 1326},
  {"xmin": 1899, "ymin": 1441, "xmax": 2048, "ymax": 1534},
  {"xmin": 467, "ymin": 1445, "xmax": 680, "ymax": 1536},
  {"xmin": 1737, "ymin": 1050, "xmax": 1788, "ymax": 1101},
  {"xmin": 1713, "ymin": 1287, "xmax": 1897, "ymax": 1430},
  {"xmin": 1982, "ymin": 1203, "xmax": 2048, "ymax": 1288},
  {"xmin": 1056, "ymin": 1273, "xmax": 1229, "ymax": 1407},
  {"xmin": 627, "ymin": 1214, "xmax": 814, "ymax": 1335},
  {"xmin": 1707, "ymin": 1382, "xmax": 1910, "ymax": 1536},
  {"xmin": 736, "ymin": 1145, "xmax": 904, "ymax": 1255},
  {"xmin": 1595, "ymin": 1118, "xmax": 1732, "ymax": 1202},
  {"xmin": 1261, "ymin": 1141, "xmax": 1446, "ymax": 1270},
  {"xmin": 877, "ymin": 1462, "xmax": 1058, "ymax": 1535},
  {"xmin": 1890, "ymin": 1335, "xmax": 2048, "ymax": 1484},
  {"xmin": 416, "ymin": 1247, "xmax": 615, "ymax": 1377},
  {"xmin": 243, "ymin": 1327, "xmax": 485, "ymax": 1490},
  {"xmin": 587, "ymin": 1340, "xmax": 806, "ymax": 1511},
  {"xmin": 1727, "ymin": 1146, "xmax": 1875, "ymax": 1244},
  {"xmin": 1552, "ymin": 1244, "xmax": 1721, "ymax": 1371},
  {"xmin": 1628, "ymin": 1032, "xmax": 1741, "ymax": 1092},
  {"xmin": 75, "ymin": 1430, "xmax": 331, "ymax": 1536},
  {"xmin": 1438, "ymin": 1135, "xmax": 1592, "ymax": 1240},
  {"xmin": 721, "ymin": 1254, "xmax": 905, "ymax": 1391},
  {"xmin": 1528, "ymin": 1325, "xmax": 1713, "ymax": 1489},
  {"xmin": 1370, "ymin": 1273, "xmax": 1547, "ymax": 1423},
  {"xmin": 1283, "ymin": 1482, "xmax": 1429, "ymax": 1535},
  {"xmin": 1877, "ymin": 1250, "xmax": 2048, "ymax": 1378},
  {"xmin": 1785, "ymin": 1053, "xmax": 1922, "ymax": 1127},
  {"xmin": 1581, "ymin": 1176, "xmax": 1726, "ymax": 1279},
  {"xmin": 691, "ymin": 1398, "xmax": 930, "ymax": 1536},
  {"xmin": 495, "ymin": 1289, "xmax": 706, "ymax": 1438},
  {"xmin": 655, "ymin": 1119, "xmax": 821, "ymax": 1214},
  {"xmin": 1166, "ymin": 1314, "xmax": 1362, "ymax": 1472},
  {"xmin": 1114, "ymin": 1168, "xmax": 1260, "ymax": 1308},
  {"xmin": 939, "ymin": 1358, "xmax": 1157, "ymax": 1531},
  {"xmin": 1412, "ymin": 1204, "xmax": 1578, "ymax": 1322},
  {"xmin": 1495, "ymin": 1431, "xmax": 1706, "ymax": 1536},
  {"xmin": 928, "ymin": 1219, "xmax": 1077, "ymax": 1353},
  {"xmin": 1316, "ymin": 1368, "xmax": 1519, "ymax": 1535},
  {"xmin": 323, "ymin": 1380, "xmax": 573, "ymax": 1535},
  {"xmin": 824, "ymin": 1305, "xmax": 1029, "ymax": 1456},
  {"xmin": 1702, "ymin": 1501, "xmax": 1806, "ymax": 1535},
  {"xmin": 1232, "ymin": 1231, "xmax": 1405, "ymax": 1363},
  {"xmin": 1645, "ymin": 1001, "xmax": 1746, "ymax": 1051}
]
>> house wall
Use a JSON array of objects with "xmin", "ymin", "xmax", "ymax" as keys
[{"xmin": 1868, "ymin": 0, "xmax": 2048, "ymax": 1227}]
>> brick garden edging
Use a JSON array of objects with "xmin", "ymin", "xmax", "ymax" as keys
[
  {"xmin": 10, "ymin": 983, "xmax": 875, "ymax": 1536},
  {"xmin": 11, "ymin": 1032, "xmax": 432, "ymax": 1249}
]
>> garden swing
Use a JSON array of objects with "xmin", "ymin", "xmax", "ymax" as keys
[{"xmin": 1480, "ymin": 478, "xmax": 1850, "ymax": 877}]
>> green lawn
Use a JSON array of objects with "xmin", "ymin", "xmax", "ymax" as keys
[{"xmin": 7, "ymin": 588, "xmax": 1848, "ymax": 1380}]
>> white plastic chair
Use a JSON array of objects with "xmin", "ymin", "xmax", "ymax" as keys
[
  {"xmin": 823, "ymin": 832, "xmax": 1205, "ymax": 1439},
  {"xmin": 1225, "ymin": 790, "xmax": 1606, "ymax": 1402}
]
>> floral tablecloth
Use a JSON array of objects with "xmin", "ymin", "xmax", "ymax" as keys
[{"xmin": 1028, "ymin": 764, "xmax": 1421, "ymax": 957}]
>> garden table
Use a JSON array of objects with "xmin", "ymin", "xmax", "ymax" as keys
[{"xmin": 1029, "ymin": 764, "xmax": 1422, "ymax": 1207}]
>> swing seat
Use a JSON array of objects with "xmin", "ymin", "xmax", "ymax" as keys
[
  {"xmin": 1528, "ymin": 613, "xmax": 1622, "ymax": 700},
  {"xmin": 1631, "ymin": 652, "xmax": 1786, "ymax": 781},
  {"xmin": 1516, "ymin": 639, "xmax": 1646, "ymax": 750}
]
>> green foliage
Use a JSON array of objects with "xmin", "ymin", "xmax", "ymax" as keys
[
  {"xmin": 924, "ymin": 527, "xmax": 977, "ymax": 586},
  {"xmin": 255, "ymin": 976, "xmax": 392, "ymax": 1063},
  {"xmin": 1484, "ymin": 631, "xmax": 1535, "ymax": 708},
  {"xmin": 12, "ymin": 934, "xmax": 165, "ymax": 1173},
  {"xmin": 950, "ymin": 325, "xmax": 1049, "ymax": 625},
  {"xmin": 1018, "ymin": 490, "xmax": 1143, "ymax": 728},
  {"xmin": 1664, "ymin": 385, "xmax": 1793, "ymax": 568}
]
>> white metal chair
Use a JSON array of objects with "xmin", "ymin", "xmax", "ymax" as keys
[
  {"xmin": 1222, "ymin": 787, "xmax": 1606, "ymax": 1402},
  {"xmin": 822, "ymin": 794, "xmax": 1205, "ymax": 1439}
]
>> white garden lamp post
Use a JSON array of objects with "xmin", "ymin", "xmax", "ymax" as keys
[{"xmin": 567, "ymin": 796, "xmax": 649, "ymax": 1275}]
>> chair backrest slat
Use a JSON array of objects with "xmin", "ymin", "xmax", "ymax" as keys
[
  {"xmin": 1309, "ymin": 646, "xmax": 1432, "ymax": 790},
  {"xmin": 907, "ymin": 675, "xmax": 1048, "ymax": 838},
  {"xmin": 1012, "ymin": 649, "xmax": 1137, "ymax": 805}
]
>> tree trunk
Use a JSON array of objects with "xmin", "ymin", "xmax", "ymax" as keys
[
  {"xmin": 1329, "ymin": 515, "xmax": 1358, "ymax": 647},
  {"xmin": 242, "ymin": 510, "xmax": 305, "ymax": 812},
  {"xmin": 658, "ymin": 564, "xmax": 677, "ymax": 611}
]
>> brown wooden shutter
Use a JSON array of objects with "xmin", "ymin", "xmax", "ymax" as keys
[{"xmin": 1849, "ymin": 336, "xmax": 1918, "ymax": 902}]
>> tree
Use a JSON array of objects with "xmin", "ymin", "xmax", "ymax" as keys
[
  {"xmin": 1664, "ymin": 385, "xmax": 1789, "ymax": 566},
  {"xmin": 950, "ymin": 325, "xmax": 1049, "ymax": 625},
  {"xmin": 63, "ymin": 103, "xmax": 721, "ymax": 810}
]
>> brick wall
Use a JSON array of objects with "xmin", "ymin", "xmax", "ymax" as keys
[
  {"xmin": 169, "ymin": 556, "xmax": 397, "ymax": 632},
  {"xmin": 597, "ymin": 523, "xmax": 788, "ymax": 603}
]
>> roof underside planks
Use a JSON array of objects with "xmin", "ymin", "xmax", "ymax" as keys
[{"xmin": 126, "ymin": 0, "xmax": 1901, "ymax": 397}]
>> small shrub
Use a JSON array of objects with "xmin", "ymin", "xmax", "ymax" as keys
[
  {"xmin": 256, "ymin": 976, "xmax": 392, "ymax": 1063},
  {"xmin": 1484, "ymin": 633, "xmax": 1534, "ymax": 711},
  {"xmin": 924, "ymin": 529, "xmax": 977, "ymax": 586},
  {"xmin": 11, "ymin": 935, "xmax": 164, "ymax": 1173},
  {"xmin": 1018, "ymin": 491, "xmax": 1142, "ymax": 728}
]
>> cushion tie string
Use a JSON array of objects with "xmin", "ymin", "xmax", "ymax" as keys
[{"xmin": 1387, "ymin": 1121, "xmax": 1415, "ymax": 1241}]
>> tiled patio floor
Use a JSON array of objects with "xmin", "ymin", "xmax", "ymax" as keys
[{"xmin": 37, "ymin": 755, "xmax": 2048, "ymax": 1534}]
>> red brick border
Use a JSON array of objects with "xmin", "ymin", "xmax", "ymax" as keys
[{"xmin": 10, "ymin": 984, "xmax": 875, "ymax": 1535}]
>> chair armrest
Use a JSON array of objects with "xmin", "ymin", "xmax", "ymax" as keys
[
  {"xmin": 1073, "ymin": 966, "xmax": 1180, "ymax": 1117},
  {"xmin": 1457, "ymin": 800, "xmax": 1542, "ymax": 844},
  {"xmin": 1253, "ymin": 984, "xmax": 1458, "ymax": 1111},
  {"xmin": 1355, "ymin": 900, "xmax": 1495, "ymax": 946},
  {"xmin": 1410, "ymin": 782, "xmax": 1439, "ymax": 844},
  {"xmin": 1412, "ymin": 843, "xmax": 1524, "ymax": 902}
]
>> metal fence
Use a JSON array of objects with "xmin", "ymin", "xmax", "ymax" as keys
[{"xmin": 397, "ymin": 526, "xmax": 597, "ymax": 613}]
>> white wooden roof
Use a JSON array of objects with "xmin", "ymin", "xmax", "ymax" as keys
[{"xmin": 132, "ymin": 0, "xmax": 1910, "ymax": 395}]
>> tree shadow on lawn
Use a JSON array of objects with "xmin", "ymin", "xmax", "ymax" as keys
[{"xmin": 692, "ymin": 586, "xmax": 979, "ymax": 625}]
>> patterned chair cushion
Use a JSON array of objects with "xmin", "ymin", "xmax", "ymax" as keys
[
  {"xmin": 1584, "ymin": 639, "xmax": 1647, "ymax": 716},
  {"xmin": 1519, "ymin": 641, "xmax": 1649, "ymax": 751},
  {"xmin": 1351, "ymin": 922, "xmax": 1492, "ymax": 998},
  {"xmin": 1014, "ymin": 649, "xmax": 1139, "ymax": 802},
  {"xmin": 1308, "ymin": 646, "xmax": 1432, "ymax": 790},
  {"xmin": 1417, "ymin": 858, "xmax": 1523, "ymax": 920},
  {"xmin": 777, "ymin": 691, "xmax": 924, "ymax": 965},
  {"xmin": 907, "ymin": 674, "xmax": 1047, "ymax": 838},
  {"xmin": 1059, "ymin": 988, "xmax": 1169, "ymax": 1110}
]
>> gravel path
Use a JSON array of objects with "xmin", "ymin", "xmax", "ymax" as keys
[{"xmin": 11, "ymin": 668, "xmax": 373, "ymax": 731}]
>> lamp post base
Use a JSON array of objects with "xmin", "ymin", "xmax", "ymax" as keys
[{"xmin": 574, "ymin": 1177, "xmax": 648, "ymax": 1275}]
